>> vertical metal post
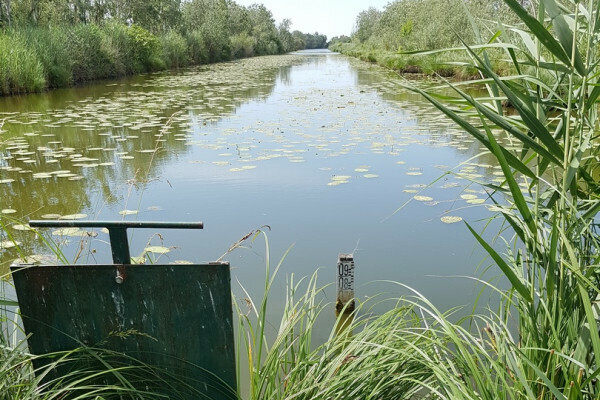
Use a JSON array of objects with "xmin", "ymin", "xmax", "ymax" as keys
[{"xmin": 108, "ymin": 228, "xmax": 131, "ymax": 264}]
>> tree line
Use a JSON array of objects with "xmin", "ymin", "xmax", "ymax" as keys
[
  {"xmin": 352, "ymin": 0, "xmax": 522, "ymax": 51},
  {"xmin": 329, "ymin": 0, "xmax": 521, "ymax": 76},
  {"xmin": 0, "ymin": 0, "xmax": 328, "ymax": 96}
]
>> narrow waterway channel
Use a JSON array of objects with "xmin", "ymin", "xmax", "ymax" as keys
[{"xmin": 1, "ymin": 50, "xmax": 503, "ymax": 332}]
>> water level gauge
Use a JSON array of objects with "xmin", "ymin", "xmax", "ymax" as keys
[{"xmin": 336, "ymin": 254, "xmax": 355, "ymax": 314}]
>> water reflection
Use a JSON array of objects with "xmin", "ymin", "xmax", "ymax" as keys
[{"xmin": 1, "ymin": 52, "xmax": 502, "ymax": 320}]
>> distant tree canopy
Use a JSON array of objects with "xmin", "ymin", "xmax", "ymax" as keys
[
  {"xmin": 329, "ymin": 35, "xmax": 351, "ymax": 46},
  {"xmin": 351, "ymin": 0, "xmax": 521, "ymax": 51},
  {"xmin": 0, "ymin": 0, "xmax": 323, "ymax": 54},
  {"xmin": 304, "ymin": 32, "xmax": 327, "ymax": 49}
]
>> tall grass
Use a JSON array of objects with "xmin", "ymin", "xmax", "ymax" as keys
[
  {"xmin": 244, "ymin": 0, "xmax": 600, "ymax": 397},
  {"xmin": 0, "ymin": 33, "xmax": 45, "ymax": 95},
  {"xmin": 398, "ymin": 0, "xmax": 600, "ymax": 396},
  {"xmin": 0, "ymin": 21, "xmax": 259, "ymax": 96}
]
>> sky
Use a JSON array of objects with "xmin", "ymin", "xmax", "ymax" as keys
[{"xmin": 234, "ymin": 0, "xmax": 391, "ymax": 40}]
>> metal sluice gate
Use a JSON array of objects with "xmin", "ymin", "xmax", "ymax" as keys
[{"xmin": 11, "ymin": 220, "xmax": 237, "ymax": 399}]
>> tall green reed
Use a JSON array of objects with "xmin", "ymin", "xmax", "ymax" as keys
[
  {"xmin": 0, "ymin": 32, "xmax": 45, "ymax": 95},
  {"xmin": 400, "ymin": 0, "xmax": 600, "ymax": 397},
  {"xmin": 234, "ymin": 231, "xmax": 439, "ymax": 399}
]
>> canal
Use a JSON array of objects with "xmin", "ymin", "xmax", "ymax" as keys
[{"xmin": 1, "ymin": 50, "xmax": 503, "ymax": 335}]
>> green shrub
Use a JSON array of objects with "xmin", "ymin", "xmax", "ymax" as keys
[
  {"xmin": 101, "ymin": 21, "xmax": 136, "ymax": 76},
  {"xmin": 0, "ymin": 33, "xmax": 45, "ymax": 95},
  {"xmin": 22, "ymin": 26, "xmax": 72, "ymax": 87},
  {"xmin": 126, "ymin": 25, "xmax": 164, "ymax": 72},
  {"xmin": 160, "ymin": 30, "xmax": 189, "ymax": 68},
  {"xmin": 230, "ymin": 32, "xmax": 255, "ymax": 59},
  {"xmin": 186, "ymin": 30, "xmax": 209, "ymax": 64},
  {"xmin": 67, "ymin": 24, "xmax": 112, "ymax": 83}
]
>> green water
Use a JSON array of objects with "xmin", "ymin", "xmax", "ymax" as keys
[{"xmin": 1, "ymin": 50, "xmax": 504, "ymax": 325}]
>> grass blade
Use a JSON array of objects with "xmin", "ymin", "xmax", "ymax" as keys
[{"xmin": 465, "ymin": 222, "xmax": 532, "ymax": 303}]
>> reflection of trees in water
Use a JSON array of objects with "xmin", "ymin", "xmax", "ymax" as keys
[
  {"xmin": 0, "ymin": 55, "xmax": 300, "ymax": 268},
  {"xmin": 276, "ymin": 54, "xmax": 333, "ymax": 86}
]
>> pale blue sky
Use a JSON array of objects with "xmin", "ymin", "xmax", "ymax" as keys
[{"xmin": 234, "ymin": 0, "xmax": 391, "ymax": 40}]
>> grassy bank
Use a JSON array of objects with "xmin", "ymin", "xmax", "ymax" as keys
[
  {"xmin": 329, "ymin": 0, "xmax": 521, "ymax": 79},
  {"xmin": 0, "ymin": 23, "xmax": 271, "ymax": 96},
  {"xmin": 329, "ymin": 41, "xmax": 483, "ymax": 78},
  {"xmin": 0, "ymin": 0, "xmax": 330, "ymax": 96}
]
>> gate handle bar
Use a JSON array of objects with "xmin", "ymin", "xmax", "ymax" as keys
[{"xmin": 28, "ymin": 220, "xmax": 203, "ymax": 265}]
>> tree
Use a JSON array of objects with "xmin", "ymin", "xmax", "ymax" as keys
[
  {"xmin": 183, "ymin": 0, "xmax": 230, "ymax": 61},
  {"xmin": 246, "ymin": 4, "xmax": 279, "ymax": 55},
  {"xmin": 291, "ymin": 30, "xmax": 306, "ymax": 50},
  {"xmin": 354, "ymin": 7, "xmax": 381, "ymax": 43},
  {"xmin": 304, "ymin": 32, "xmax": 327, "ymax": 49},
  {"xmin": 278, "ymin": 18, "xmax": 293, "ymax": 52}
]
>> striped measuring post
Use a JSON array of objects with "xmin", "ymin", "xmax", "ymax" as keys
[{"xmin": 336, "ymin": 254, "xmax": 355, "ymax": 315}]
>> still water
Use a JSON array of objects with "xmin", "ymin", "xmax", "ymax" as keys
[{"xmin": 0, "ymin": 50, "xmax": 503, "ymax": 326}]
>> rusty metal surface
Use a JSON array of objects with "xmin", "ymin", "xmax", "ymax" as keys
[{"xmin": 11, "ymin": 263, "xmax": 236, "ymax": 399}]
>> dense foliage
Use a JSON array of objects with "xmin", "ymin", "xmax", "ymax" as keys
[
  {"xmin": 0, "ymin": 0, "xmax": 328, "ymax": 96},
  {"xmin": 331, "ymin": 0, "xmax": 521, "ymax": 76}
]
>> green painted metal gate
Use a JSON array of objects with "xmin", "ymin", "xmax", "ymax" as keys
[{"xmin": 11, "ymin": 220, "xmax": 237, "ymax": 399}]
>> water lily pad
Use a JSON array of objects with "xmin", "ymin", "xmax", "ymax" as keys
[
  {"xmin": 0, "ymin": 240, "xmax": 21, "ymax": 249},
  {"xmin": 41, "ymin": 213, "xmax": 62, "ymax": 219},
  {"xmin": 460, "ymin": 194, "xmax": 478, "ymax": 200},
  {"xmin": 467, "ymin": 199, "xmax": 486, "ymax": 204},
  {"xmin": 119, "ymin": 209, "xmax": 139, "ymax": 215},
  {"xmin": 1, "ymin": 209, "xmax": 16, "ymax": 214},
  {"xmin": 441, "ymin": 216, "xmax": 463, "ymax": 224},
  {"xmin": 406, "ymin": 172, "xmax": 423, "ymax": 176},
  {"xmin": 32, "ymin": 172, "xmax": 53, "ymax": 179},
  {"xmin": 440, "ymin": 182, "xmax": 461, "ymax": 189},
  {"xmin": 144, "ymin": 246, "xmax": 171, "ymax": 254},
  {"xmin": 52, "ymin": 227, "xmax": 84, "ymax": 236},
  {"xmin": 12, "ymin": 224, "xmax": 33, "ymax": 231},
  {"xmin": 12, "ymin": 254, "xmax": 56, "ymax": 265},
  {"xmin": 327, "ymin": 180, "xmax": 347, "ymax": 186},
  {"xmin": 0, "ymin": 179, "xmax": 15, "ymax": 184},
  {"xmin": 59, "ymin": 213, "xmax": 88, "ymax": 220},
  {"xmin": 332, "ymin": 175, "xmax": 351, "ymax": 181},
  {"xmin": 363, "ymin": 174, "xmax": 379, "ymax": 178},
  {"xmin": 403, "ymin": 189, "xmax": 418, "ymax": 193},
  {"xmin": 414, "ymin": 196, "xmax": 433, "ymax": 202},
  {"xmin": 171, "ymin": 260, "xmax": 193, "ymax": 265}
]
